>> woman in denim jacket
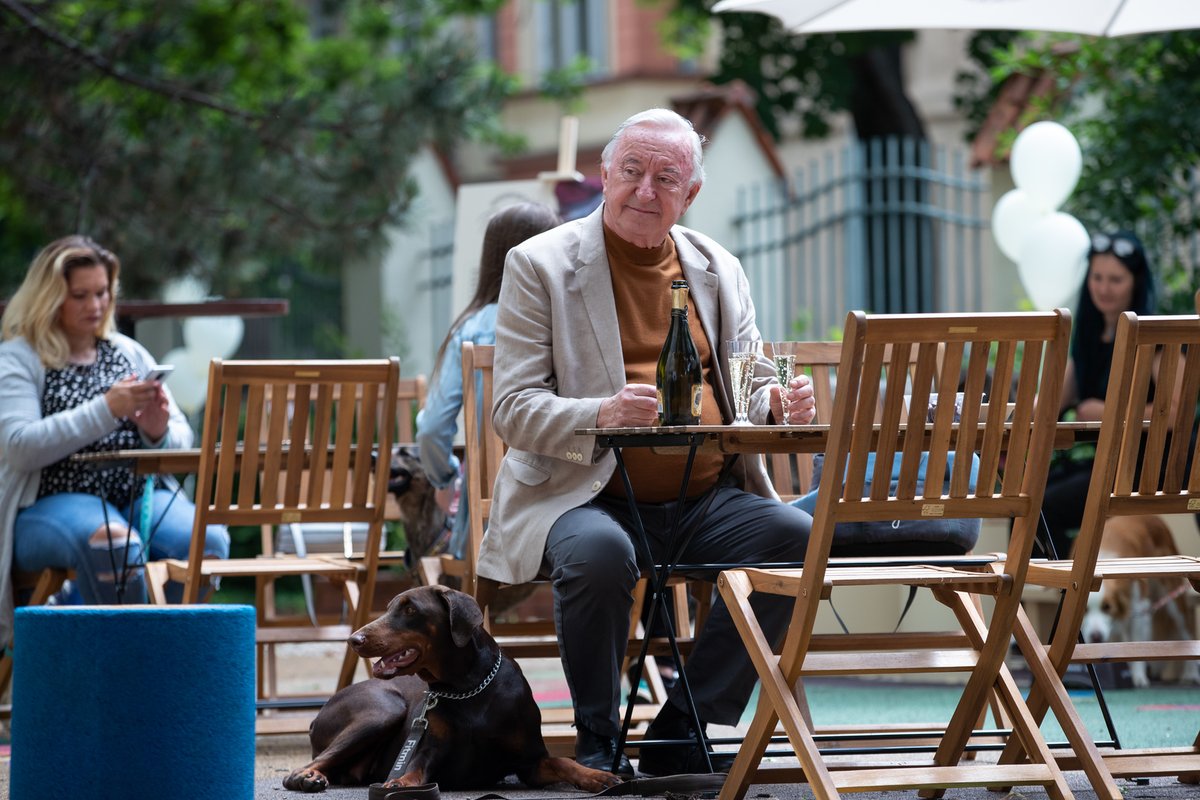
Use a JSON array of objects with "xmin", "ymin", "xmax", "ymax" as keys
[{"xmin": 416, "ymin": 202, "xmax": 561, "ymax": 558}]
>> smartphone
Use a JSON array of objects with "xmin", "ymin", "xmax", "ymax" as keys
[{"xmin": 144, "ymin": 364, "xmax": 174, "ymax": 382}]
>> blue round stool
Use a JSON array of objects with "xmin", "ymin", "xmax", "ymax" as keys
[{"xmin": 10, "ymin": 605, "xmax": 256, "ymax": 800}]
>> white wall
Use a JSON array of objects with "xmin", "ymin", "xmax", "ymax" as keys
[{"xmin": 683, "ymin": 111, "xmax": 777, "ymax": 256}]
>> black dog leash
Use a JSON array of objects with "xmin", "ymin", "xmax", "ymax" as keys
[{"xmin": 369, "ymin": 652, "xmax": 505, "ymax": 800}]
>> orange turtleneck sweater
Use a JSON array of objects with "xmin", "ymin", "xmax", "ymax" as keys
[{"xmin": 602, "ymin": 224, "xmax": 725, "ymax": 501}]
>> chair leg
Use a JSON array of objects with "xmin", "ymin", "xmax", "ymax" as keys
[
  {"xmin": 144, "ymin": 562, "xmax": 169, "ymax": 605},
  {"xmin": 336, "ymin": 578, "xmax": 365, "ymax": 690},
  {"xmin": 1185, "ymin": 728, "xmax": 1200, "ymax": 784},
  {"xmin": 1009, "ymin": 605, "xmax": 1125, "ymax": 799},
  {"xmin": 930, "ymin": 589, "xmax": 1087, "ymax": 800},
  {"xmin": 718, "ymin": 570, "xmax": 839, "ymax": 800}
]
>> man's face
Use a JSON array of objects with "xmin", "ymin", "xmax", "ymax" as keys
[{"xmin": 601, "ymin": 124, "xmax": 702, "ymax": 248}]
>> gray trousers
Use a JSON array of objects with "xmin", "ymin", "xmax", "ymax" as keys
[{"xmin": 543, "ymin": 485, "xmax": 812, "ymax": 737}]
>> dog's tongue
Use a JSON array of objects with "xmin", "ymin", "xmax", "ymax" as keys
[{"xmin": 373, "ymin": 647, "xmax": 419, "ymax": 678}]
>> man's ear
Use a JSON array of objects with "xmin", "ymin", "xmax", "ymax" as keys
[{"xmin": 682, "ymin": 180, "xmax": 702, "ymax": 213}]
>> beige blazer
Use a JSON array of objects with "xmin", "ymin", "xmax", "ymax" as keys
[{"xmin": 479, "ymin": 205, "xmax": 780, "ymax": 586}]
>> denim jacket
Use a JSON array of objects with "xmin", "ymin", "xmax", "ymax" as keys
[{"xmin": 415, "ymin": 304, "xmax": 497, "ymax": 558}]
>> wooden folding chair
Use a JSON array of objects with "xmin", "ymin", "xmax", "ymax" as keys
[
  {"xmin": 255, "ymin": 374, "xmax": 426, "ymax": 700},
  {"xmin": 717, "ymin": 310, "xmax": 1094, "ymax": 800},
  {"xmin": 1002, "ymin": 311, "xmax": 1200, "ymax": 794},
  {"xmin": 145, "ymin": 358, "xmax": 400, "ymax": 711},
  {"xmin": 762, "ymin": 339, "xmax": 1009, "ymax": 750}
]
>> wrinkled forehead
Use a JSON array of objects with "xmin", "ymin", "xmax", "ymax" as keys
[{"xmin": 612, "ymin": 124, "xmax": 695, "ymax": 179}]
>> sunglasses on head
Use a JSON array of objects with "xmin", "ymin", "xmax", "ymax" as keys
[{"xmin": 1091, "ymin": 233, "xmax": 1136, "ymax": 259}]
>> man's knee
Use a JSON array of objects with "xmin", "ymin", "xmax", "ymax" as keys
[
  {"xmin": 756, "ymin": 504, "xmax": 811, "ymax": 560},
  {"xmin": 549, "ymin": 524, "xmax": 638, "ymax": 595}
]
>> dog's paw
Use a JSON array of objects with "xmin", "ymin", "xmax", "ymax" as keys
[
  {"xmin": 575, "ymin": 767, "xmax": 624, "ymax": 792},
  {"xmin": 1179, "ymin": 662, "xmax": 1200, "ymax": 685},
  {"xmin": 1130, "ymin": 665, "xmax": 1151, "ymax": 688},
  {"xmin": 283, "ymin": 768, "xmax": 329, "ymax": 793}
]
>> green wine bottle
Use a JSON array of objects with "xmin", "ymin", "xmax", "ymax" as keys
[{"xmin": 656, "ymin": 279, "xmax": 702, "ymax": 425}]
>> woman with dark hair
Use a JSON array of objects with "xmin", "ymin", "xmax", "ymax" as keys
[
  {"xmin": 0, "ymin": 236, "xmax": 230, "ymax": 642},
  {"xmin": 415, "ymin": 202, "xmax": 561, "ymax": 559},
  {"xmin": 1040, "ymin": 230, "xmax": 1156, "ymax": 558}
]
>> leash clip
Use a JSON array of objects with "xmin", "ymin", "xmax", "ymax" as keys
[{"xmin": 412, "ymin": 692, "xmax": 438, "ymax": 725}]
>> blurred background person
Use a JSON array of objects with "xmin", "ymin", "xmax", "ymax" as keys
[
  {"xmin": 1040, "ymin": 230, "xmax": 1156, "ymax": 558},
  {"xmin": 415, "ymin": 202, "xmax": 562, "ymax": 561},
  {"xmin": 0, "ymin": 235, "xmax": 230, "ymax": 637}
]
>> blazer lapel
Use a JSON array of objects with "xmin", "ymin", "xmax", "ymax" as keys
[{"xmin": 577, "ymin": 209, "xmax": 625, "ymax": 392}]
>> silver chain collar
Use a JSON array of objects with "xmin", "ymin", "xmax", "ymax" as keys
[{"xmin": 428, "ymin": 650, "xmax": 504, "ymax": 704}]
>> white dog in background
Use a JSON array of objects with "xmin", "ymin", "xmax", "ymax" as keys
[{"xmin": 1079, "ymin": 516, "xmax": 1200, "ymax": 688}]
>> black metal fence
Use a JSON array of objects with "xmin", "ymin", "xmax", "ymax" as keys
[{"xmin": 731, "ymin": 137, "xmax": 991, "ymax": 341}]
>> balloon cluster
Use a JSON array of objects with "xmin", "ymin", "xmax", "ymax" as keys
[{"xmin": 991, "ymin": 122, "xmax": 1090, "ymax": 311}]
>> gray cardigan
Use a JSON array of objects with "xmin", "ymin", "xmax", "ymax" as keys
[{"xmin": 0, "ymin": 332, "xmax": 194, "ymax": 644}]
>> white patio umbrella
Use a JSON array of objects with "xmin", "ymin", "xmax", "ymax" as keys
[{"xmin": 710, "ymin": 0, "xmax": 1200, "ymax": 37}]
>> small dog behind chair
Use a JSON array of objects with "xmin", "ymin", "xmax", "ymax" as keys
[
  {"xmin": 1079, "ymin": 516, "xmax": 1200, "ymax": 687},
  {"xmin": 387, "ymin": 446, "xmax": 451, "ymax": 566}
]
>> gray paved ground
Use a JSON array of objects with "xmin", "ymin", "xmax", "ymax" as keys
[
  {"xmin": 248, "ymin": 735, "xmax": 1200, "ymax": 800},
  {"xmin": 4, "ymin": 643, "xmax": 1197, "ymax": 799}
]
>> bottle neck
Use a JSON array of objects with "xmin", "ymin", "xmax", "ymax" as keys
[{"xmin": 671, "ymin": 286, "xmax": 688, "ymax": 312}]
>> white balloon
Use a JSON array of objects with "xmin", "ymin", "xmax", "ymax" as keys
[
  {"xmin": 1017, "ymin": 212, "xmax": 1090, "ymax": 311},
  {"xmin": 159, "ymin": 346, "xmax": 211, "ymax": 417},
  {"xmin": 991, "ymin": 189, "xmax": 1047, "ymax": 263},
  {"xmin": 160, "ymin": 346, "xmax": 210, "ymax": 380},
  {"xmin": 1010, "ymin": 121, "xmax": 1082, "ymax": 212},
  {"xmin": 182, "ymin": 316, "xmax": 244, "ymax": 360}
]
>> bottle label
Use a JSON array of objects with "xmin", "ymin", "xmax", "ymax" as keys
[
  {"xmin": 690, "ymin": 384, "xmax": 702, "ymax": 419},
  {"xmin": 656, "ymin": 389, "xmax": 665, "ymax": 417}
]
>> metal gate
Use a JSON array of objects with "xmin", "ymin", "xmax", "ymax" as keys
[{"xmin": 732, "ymin": 137, "xmax": 991, "ymax": 342}]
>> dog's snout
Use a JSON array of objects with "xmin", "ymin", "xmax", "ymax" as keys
[
  {"xmin": 388, "ymin": 467, "xmax": 413, "ymax": 495},
  {"xmin": 348, "ymin": 631, "xmax": 368, "ymax": 651}
]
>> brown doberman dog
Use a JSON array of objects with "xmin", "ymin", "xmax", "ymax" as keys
[{"xmin": 283, "ymin": 585, "xmax": 623, "ymax": 793}]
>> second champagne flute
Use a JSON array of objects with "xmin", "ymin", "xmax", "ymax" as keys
[
  {"xmin": 727, "ymin": 339, "xmax": 762, "ymax": 426},
  {"xmin": 768, "ymin": 342, "xmax": 798, "ymax": 424}
]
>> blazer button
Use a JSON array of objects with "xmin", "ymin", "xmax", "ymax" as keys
[{"xmin": 591, "ymin": 480, "xmax": 602, "ymax": 492}]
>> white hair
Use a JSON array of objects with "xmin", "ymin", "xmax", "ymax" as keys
[{"xmin": 600, "ymin": 108, "xmax": 706, "ymax": 188}]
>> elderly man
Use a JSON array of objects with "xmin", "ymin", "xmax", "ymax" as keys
[{"xmin": 483, "ymin": 108, "xmax": 815, "ymax": 777}]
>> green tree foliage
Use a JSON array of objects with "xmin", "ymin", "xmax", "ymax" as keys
[
  {"xmin": 973, "ymin": 32, "xmax": 1200, "ymax": 312},
  {"xmin": 663, "ymin": 3, "xmax": 915, "ymax": 139},
  {"xmin": 0, "ymin": 0, "xmax": 514, "ymax": 297}
]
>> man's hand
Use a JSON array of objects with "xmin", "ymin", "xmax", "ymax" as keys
[
  {"xmin": 597, "ymin": 383, "xmax": 659, "ymax": 428},
  {"xmin": 771, "ymin": 373, "xmax": 817, "ymax": 425}
]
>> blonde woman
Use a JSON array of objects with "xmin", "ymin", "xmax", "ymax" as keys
[{"xmin": 0, "ymin": 236, "xmax": 229, "ymax": 643}]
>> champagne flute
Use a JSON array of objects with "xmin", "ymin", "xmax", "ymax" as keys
[
  {"xmin": 769, "ymin": 342, "xmax": 798, "ymax": 424},
  {"xmin": 727, "ymin": 340, "xmax": 762, "ymax": 426}
]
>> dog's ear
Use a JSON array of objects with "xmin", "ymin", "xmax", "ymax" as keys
[{"xmin": 437, "ymin": 586, "xmax": 484, "ymax": 647}]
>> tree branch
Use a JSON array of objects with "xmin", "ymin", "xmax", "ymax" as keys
[{"xmin": 1, "ymin": 0, "xmax": 271, "ymax": 126}]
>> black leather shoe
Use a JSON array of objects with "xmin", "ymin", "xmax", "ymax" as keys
[
  {"xmin": 637, "ymin": 707, "xmax": 735, "ymax": 776},
  {"xmin": 575, "ymin": 724, "xmax": 635, "ymax": 778}
]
